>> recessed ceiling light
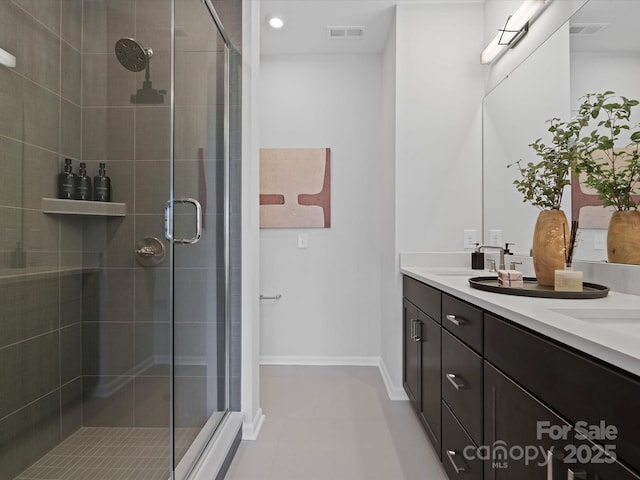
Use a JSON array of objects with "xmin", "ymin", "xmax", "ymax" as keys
[{"xmin": 267, "ymin": 15, "xmax": 284, "ymax": 29}]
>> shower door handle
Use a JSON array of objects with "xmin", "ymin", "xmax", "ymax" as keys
[{"xmin": 164, "ymin": 198, "xmax": 203, "ymax": 244}]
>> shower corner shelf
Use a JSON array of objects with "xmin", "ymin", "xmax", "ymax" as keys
[{"xmin": 42, "ymin": 198, "xmax": 126, "ymax": 217}]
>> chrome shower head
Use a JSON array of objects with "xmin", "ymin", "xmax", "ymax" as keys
[{"xmin": 115, "ymin": 38, "xmax": 153, "ymax": 72}]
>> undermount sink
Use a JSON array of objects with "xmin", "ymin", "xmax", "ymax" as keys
[
  {"xmin": 550, "ymin": 308, "xmax": 640, "ymax": 325},
  {"xmin": 432, "ymin": 269, "xmax": 489, "ymax": 277}
]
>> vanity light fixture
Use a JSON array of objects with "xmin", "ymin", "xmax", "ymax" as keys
[
  {"xmin": 481, "ymin": 0, "xmax": 549, "ymax": 65},
  {"xmin": 267, "ymin": 15, "xmax": 285, "ymax": 29},
  {"xmin": 0, "ymin": 47, "xmax": 16, "ymax": 68}
]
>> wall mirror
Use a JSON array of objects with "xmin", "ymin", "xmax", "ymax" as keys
[{"xmin": 483, "ymin": 0, "xmax": 640, "ymax": 263}]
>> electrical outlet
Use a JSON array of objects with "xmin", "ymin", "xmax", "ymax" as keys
[
  {"xmin": 298, "ymin": 233, "xmax": 308, "ymax": 249},
  {"xmin": 489, "ymin": 229, "xmax": 503, "ymax": 247},
  {"xmin": 463, "ymin": 229, "xmax": 478, "ymax": 249},
  {"xmin": 594, "ymin": 233, "xmax": 605, "ymax": 250}
]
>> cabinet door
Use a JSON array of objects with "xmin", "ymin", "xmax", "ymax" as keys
[
  {"xmin": 419, "ymin": 310, "xmax": 441, "ymax": 458},
  {"xmin": 484, "ymin": 362, "xmax": 571, "ymax": 480},
  {"xmin": 567, "ymin": 436, "xmax": 640, "ymax": 480},
  {"xmin": 403, "ymin": 298, "xmax": 420, "ymax": 411}
]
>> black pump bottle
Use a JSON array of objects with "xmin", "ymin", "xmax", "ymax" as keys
[
  {"xmin": 58, "ymin": 158, "xmax": 77, "ymax": 199},
  {"xmin": 93, "ymin": 162, "xmax": 111, "ymax": 202},
  {"xmin": 76, "ymin": 162, "xmax": 92, "ymax": 200}
]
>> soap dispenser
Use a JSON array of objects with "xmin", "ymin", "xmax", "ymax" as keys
[
  {"xmin": 93, "ymin": 162, "xmax": 111, "ymax": 202},
  {"xmin": 58, "ymin": 158, "xmax": 77, "ymax": 199},
  {"xmin": 471, "ymin": 243, "xmax": 484, "ymax": 270},
  {"xmin": 76, "ymin": 162, "xmax": 92, "ymax": 200}
]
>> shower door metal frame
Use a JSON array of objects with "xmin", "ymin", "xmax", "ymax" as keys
[{"xmin": 170, "ymin": 1, "xmax": 235, "ymax": 478}]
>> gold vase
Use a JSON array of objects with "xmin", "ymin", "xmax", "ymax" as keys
[
  {"xmin": 607, "ymin": 210, "xmax": 640, "ymax": 265},
  {"xmin": 532, "ymin": 210, "xmax": 568, "ymax": 286}
]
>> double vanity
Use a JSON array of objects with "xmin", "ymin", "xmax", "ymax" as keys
[{"xmin": 401, "ymin": 261, "xmax": 640, "ymax": 480}]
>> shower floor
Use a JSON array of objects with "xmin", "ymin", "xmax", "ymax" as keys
[{"xmin": 16, "ymin": 427, "xmax": 200, "ymax": 480}]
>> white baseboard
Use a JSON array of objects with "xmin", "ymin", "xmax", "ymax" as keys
[
  {"xmin": 259, "ymin": 355, "xmax": 408, "ymax": 402},
  {"xmin": 259, "ymin": 355, "xmax": 380, "ymax": 366},
  {"xmin": 377, "ymin": 358, "xmax": 409, "ymax": 401},
  {"xmin": 242, "ymin": 407, "xmax": 265, "ymax": 441}
]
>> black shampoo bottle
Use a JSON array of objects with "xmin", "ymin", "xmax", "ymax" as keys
[
  {"xmin": 58, "ymin": 158, "xmax": 76, "ymax": 199},
  {"xmin": 93, "ymin": 162, "xmax": 111, "ymax": 202},
  {"xmin": 76, "ymin": 162, "xmax": 92, "ymax": 200}
]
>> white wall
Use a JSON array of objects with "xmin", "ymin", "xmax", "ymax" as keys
[
  {"xmin": 259, "ymin": 55, "xmax": 384, "ymax": 364},
  {"xmin": 241, "ymin": 0, "xmax": 264, "ymax": 439},
  {"xmin": 379, "ymin": 2, "xmax": 485, "ymax": 392},
  {"xmin": 395, "ymin": 2, "xmax": 484, "ymax": 254},
  {"xmin": 379, "ymin": 13, "xmax": 401, "ymax": 397}
]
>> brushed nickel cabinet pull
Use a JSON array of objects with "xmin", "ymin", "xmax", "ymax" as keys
[
  {"xmin": 446, "ymin": 373, "xmax": 465, "ymax": 390},
  {"xmin": 446, "ymin": 314, "xmax": 465, "ymax": 326},
  {"xmin": 446, "ymin": 450, "xmax": 467, "ymax": 473}
]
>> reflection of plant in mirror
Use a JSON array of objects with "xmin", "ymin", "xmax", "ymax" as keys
[
  {"xmin": 508, "ymin": 117, "xmax": 582, "ymax": 210},
  {"xmin": 575, "ymin": 91, "xmax": 640, "ymax": 211}
]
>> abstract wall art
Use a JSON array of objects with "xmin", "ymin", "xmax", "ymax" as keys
[{"xmin": 259, "ymin": 148, "xmax": 331, "ymax": 228}]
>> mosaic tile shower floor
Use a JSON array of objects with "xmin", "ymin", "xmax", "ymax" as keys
[{"xmin": 15, "ymin": 427, "xmax": 200, "ymax": 480}]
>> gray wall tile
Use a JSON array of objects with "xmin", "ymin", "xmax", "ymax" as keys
[
  {"xmin": 82, "ymin": 376, "xmax": 134, "ymax": 427},
  {"xmin": 82, "ymin": 321, "xmax": 133, "ymax": 376},
  {"xmin": 61, "ymin": 323, "xmax": 82, "ymax": 383},
  {"xmin": 62, "ymin": 0, "xmax": 82, "ymax": 50},
  {"xmin": 61, "ymin": 99, "xmax": 81, "ymax": 160},
  {"xmin": 135, "ymin": 0, "xmax": 172, "ymax": 53},
  {"xmin": 0, "ymin": 391, "xmax": 60, "ymax": 479},
  {"xmin": 0, "ymin": 332, "xmax": 59, "ymax": 418},
  {"xmin": 82, "ymin": 0, "xmax": 135, "ymax": 54},
  {"xmin": 135, "ymin": 106, "xmax": 171, "ymax": 160},
  {"xmin": 0, "ymin": 276, "xmax": 59, "ymax": 349},
  {"xmin": 134, "ymin": 376, "xmax": 169, "ymax": 427},
  {"xmin": 61, "ymin": 378, "xmax": 82, "ymax": 440},
  {"xmin": 83, "ymin": 53, "xmax": 136, "ymax": 107},
  {"xmin": 134, "ymin": 268, "xmax": 170, "ymax": 323},
  {"xmin": 134, "ymin": 161, "xmax": 170, "ymax": 214},
  {"xmin": 82, "ymin": 107, "xmax": 134, "ymax": 160},
  {"xmin": 61, "ymin": 41, "xmax": 81, "ymax": 105},
  {"xmin": 13, "ymin": 0, "xmax": 61, "ymax": 34},
  {"xmin": 14, "ymin": 4, "xmax": 61, "ymax": 92}
]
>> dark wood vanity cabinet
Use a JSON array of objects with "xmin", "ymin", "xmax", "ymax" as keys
[
  {"xmin": 402, "ymin": 274, "xmax": 640, "ymax": 480},
  {"xmin": 402, "ymin": 277, "xmax": 442, "ymax": 457}
]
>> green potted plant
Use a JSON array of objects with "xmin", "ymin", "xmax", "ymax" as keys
[
  {"xmin": 509, "ymin": 117, "xmax": 582, "ymax": 285},
  {"xmin": 574, "ymin": 91, "xmax": 640, "ymax": 265}
]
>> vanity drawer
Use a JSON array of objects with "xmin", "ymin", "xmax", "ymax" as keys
[
  {"xmin": 442, "ymin": 293, "xmax": 483, "ymax": 353},
  {"xmin": 485, "ymin": 313, "xmax": 640, "ymax": 474},
  {"xmin": 403, "ymin": 276, "xmax": 441, "ymax": 322},
  {"xmin": 442, "ymin": 330, "xmax": 483, "ymax": 445},
  {"xmin": 442, "ymin": 402, "xmax": 482, "ymax": 480}
]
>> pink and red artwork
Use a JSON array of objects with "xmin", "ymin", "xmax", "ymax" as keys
[{"xmin": 259, "ymin": 148, "xmax": 331, "ymax": 228}]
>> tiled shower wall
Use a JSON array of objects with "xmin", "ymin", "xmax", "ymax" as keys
[
  {"xmin": 0, "ymin": 1, "xmax": 84, "ymax": 478},
  {"xmin": 78, "ymin": 0, "xmax": 174, "ymax": 431},
  {"xmin": 0, "ymin": 0, "xmax": 241, "ymax": 476}
]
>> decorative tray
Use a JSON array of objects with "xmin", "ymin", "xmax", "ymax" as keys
[{"xmin": 468, "ymin": 277, "xmax": 609, "ymax": 299}]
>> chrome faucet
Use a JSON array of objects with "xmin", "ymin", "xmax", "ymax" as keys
[{"xmin": 475, "ymin": 245, "xmax": 505, "ymax": 271}]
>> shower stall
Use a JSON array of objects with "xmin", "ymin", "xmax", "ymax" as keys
[{"xmin": 0, "ymin": 0, "xmax": 242, "ymax": 478}]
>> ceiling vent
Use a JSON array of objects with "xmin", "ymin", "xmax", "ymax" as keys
[
  {"xmin": 569, "ymin": 23, "xmax": 609, "ymax": 36},
  {"xmin": 327, "ymin": 26, "xmax": 365, "ymax": 39}
]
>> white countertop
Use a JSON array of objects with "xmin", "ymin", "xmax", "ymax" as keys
[{"xmin": 401, "ymin": 265, "xmax": 640, "ymax": 378}]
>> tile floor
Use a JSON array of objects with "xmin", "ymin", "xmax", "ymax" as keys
[
  {"xmin": 225, "ymin": 366, "xmax": 448, "ymax": 480},
  {"xmin": 16, "ymin": 427, "xmax": 200, "ymax": 480}
]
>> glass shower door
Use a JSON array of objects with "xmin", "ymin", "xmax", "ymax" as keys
[{"xmin": 171, "ymin": 0, "xmax": 229, "ymax": 474}]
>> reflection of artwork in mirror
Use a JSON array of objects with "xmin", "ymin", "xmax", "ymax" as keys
[
  {"xmin": 569, "ymin": 0, "xmax": 640, "ymax": 260},
  {"xmin": 259, "ymin": 148, "xmax": 331, "ymax": 228},
  {"xmin": 571, "ymin": 147, "xmax": 640, "ymax": 229}
]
